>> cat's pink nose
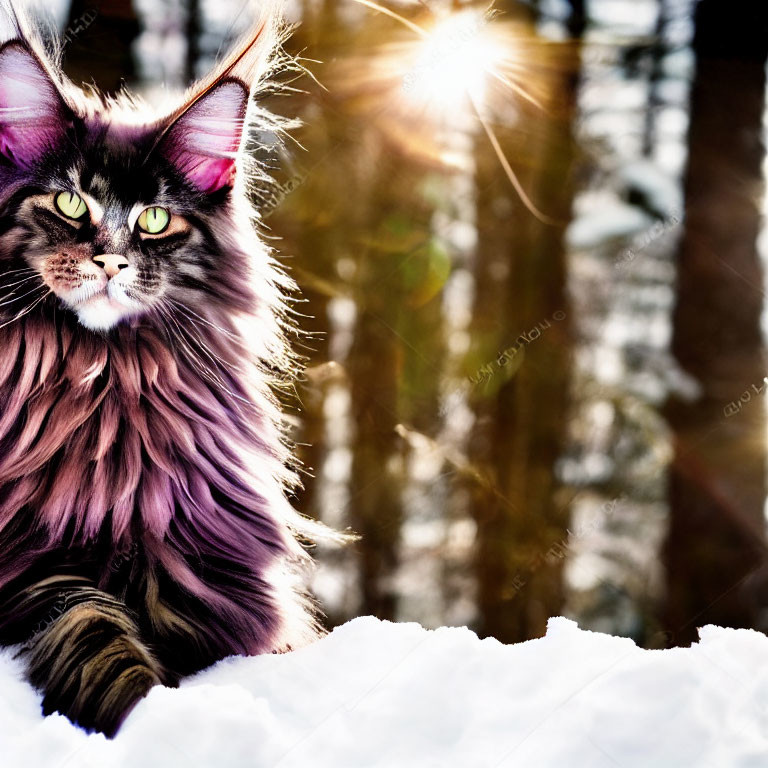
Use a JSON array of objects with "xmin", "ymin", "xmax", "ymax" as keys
[{"xmin": 92, "ymin": 253, "xmax": 129, "ymax": 279}]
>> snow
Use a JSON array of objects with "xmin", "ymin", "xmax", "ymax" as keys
[
  {"xmin": 567, "ymin": 200, "xmax": 652, "ymax": 250},
  {"xmin": 2, "ymin": 616, "xmax": 768, "ymax": 767},
  {"xmin": 617, "ymin": 160, "xmax": 683, "ymax": 218}
]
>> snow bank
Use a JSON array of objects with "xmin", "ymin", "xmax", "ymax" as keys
[{"xmin": 1, "ymin": 616, "xmax": 767, "ymax": 767}]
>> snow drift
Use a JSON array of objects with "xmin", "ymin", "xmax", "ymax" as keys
[{"xmin": 1, "ymin": 616, "xmax": 766, "ymax": 767}]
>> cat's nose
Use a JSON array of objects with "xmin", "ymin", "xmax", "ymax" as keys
[{"xmin": 92, "ymin": 253, "xmax": 129, "ymax": 279}]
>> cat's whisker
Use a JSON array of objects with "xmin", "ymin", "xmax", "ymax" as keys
[
  {"xmin": 168, "ymin": 301, "xmax": 248, "ymax": 375},
  {"xmin": 166, "ymin": 340, "xmax": 252, "ymax": 423},
  {"xmin": 165, "ymin": 298, "xmax": 240, "ymax": 343},
  {"xmin": 0, "ymin": 283, "xmax": 48, "ymax": 308},
  {"xmin": 0, "ymin": 286, "xmax": 51, "ymax": 330},
  {"xmin": 160, "ymin": 298, "xmax": 233, "ymax": 369},
  {"xmin": 177, "ymin": 316, "xmax": 250, "ymax": 389},
  {"xmin": 2, "ymin": 273, "xmax": 42, "ymax": 291},
  {"xmin": 20, "ymin": 288, "xmax": 52, "ymax": 317},
  {"xmin": 1, "ymin": 267, "xmax": 37, "ymax": 278},
  {"xmin": 156, "ymin": 299, "xmax": 255, "ymax": 418},
  {"xmin": 156, "ymin": 300, "xmax": 232, "ymax": 387},
  {"xmin": 0, "ymin": 271, "xmax": 40, "ymax": 289}
]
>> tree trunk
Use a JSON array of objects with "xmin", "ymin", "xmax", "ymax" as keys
[
  {"xmin": 185, "ymin": 0, "xmax": 201, "ymax": 84},
  {"xmin": 61, "ymin": 0, "xmax": 140, "ymax": 94},
  {"xmin": 662, "ymin": 0, "xmax": 768, "ymax": 644},
  {"xmin": 471, "ymin": 1, "xmax": 580, "ymax": 643}
]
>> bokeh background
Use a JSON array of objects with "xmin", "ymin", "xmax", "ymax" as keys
[{"xmin": 42, "ymin": 0, "xmax": 768, "ymax": 649}]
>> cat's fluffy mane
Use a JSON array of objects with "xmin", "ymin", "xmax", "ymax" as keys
[{"xmin": 0, "ymin": 0, "xmax": 342, "ymax": 734}]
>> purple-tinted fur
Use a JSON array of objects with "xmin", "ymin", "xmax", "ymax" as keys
[
  {"xmin": 0, "ymin": 1, "xmax": 328, "ymax": 736},
  {"xmin": 0, "ymin": 310, "xmax": 299, "ymax": 651}
]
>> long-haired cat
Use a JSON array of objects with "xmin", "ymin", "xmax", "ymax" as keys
[{"xmin": 0, "ymin": 0, "xmax": 327, "ymax": 737}]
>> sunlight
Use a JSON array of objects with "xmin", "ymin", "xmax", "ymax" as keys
[
  {"xmin": 345, "ymin": 0, "xmax": 557, "ymax": 221},
  {"xmin": 401, "ymin": 10, "xmax": 504, "ymax": 114}
]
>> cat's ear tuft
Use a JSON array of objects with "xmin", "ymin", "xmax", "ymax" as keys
[
  {"xmin": 155, "ymin": 6, "xmax": 280, "ymax": 194},
  {"xmin": 0, "ymin": 42, "xmax": 69, "ymax": 168},
  {"xmin": 157, "ymin": 80, "xmax": 249, "ymax": 195}
]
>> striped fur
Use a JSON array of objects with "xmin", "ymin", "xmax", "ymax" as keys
[
  {"xmin": 22, "ymin": 585, "xmax": 163, "ymax": 737},
  {"xmin": 0, "ymin": 1, "xmax": 334, "ymax": 736}
]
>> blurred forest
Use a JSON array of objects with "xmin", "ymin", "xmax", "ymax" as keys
[{"xmin": 51, "ymin": 0, "xmax": 768, "ymax": 648}]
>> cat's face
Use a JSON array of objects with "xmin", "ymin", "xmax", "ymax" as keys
[{"xmin": 0, "ymin": 40, "xmax": 252, "ymax": 331}]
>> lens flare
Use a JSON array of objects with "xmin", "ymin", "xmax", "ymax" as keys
[
  {"xmin": 401, "ymin": 10, "xmax": 504, "ymax": 113},
  {"xmin": 344, "ymin": 0, "xmax": 564, "ymax": 222}
]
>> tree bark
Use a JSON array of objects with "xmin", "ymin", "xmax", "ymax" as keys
[
  {"xmin": 61, "ymin": 0, "xmax": 140, "ymax": 94},
  {"xmin": 471, "ymin": 1, "xmax": 579, "ymax": 643},
  {"xmin": 662, "ymin": 0, "xmax": 768, "ymax": 644}
]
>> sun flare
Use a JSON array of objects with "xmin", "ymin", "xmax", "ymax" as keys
[
  {"xmin": 401, "ymin": 10, "xmax": 505, "ymax": 114},
  {"xmin": 345, "ymin": 0, "xmax": 560, "ymax": 221}
]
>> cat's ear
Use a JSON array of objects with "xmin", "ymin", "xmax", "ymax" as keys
[
  {"xmin": 0, "ymin": 42, "xmax": 69, "ymax": 168},
  {"xmin": 155, "ymin": 8, "xmax": 278, "ymax": 195},
  {"xmin": 157, "ymin": 80, "xmax": 249, "ymax": 194}
]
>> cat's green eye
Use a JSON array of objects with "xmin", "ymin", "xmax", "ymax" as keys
[
  {"xmin": 137, "ymin": 206, "xmax": 170, "ymax": 235},
  {"xmin": 54, "ymin": 191, "xmax": 88, "ymax": 221}
]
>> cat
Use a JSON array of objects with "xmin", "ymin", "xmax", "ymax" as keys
[{"xmin": 0, "ymin": 0, "xmax": 330, "ymax": 737}]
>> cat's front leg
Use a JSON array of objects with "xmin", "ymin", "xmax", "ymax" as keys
[{"xmin": 2, "ymin": 578, "xmax": 165, "ymax": 737}]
